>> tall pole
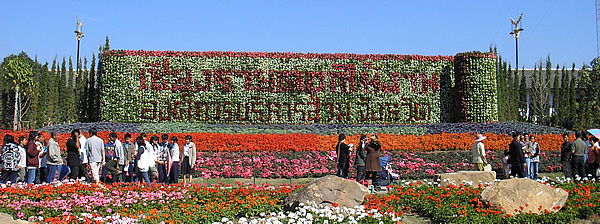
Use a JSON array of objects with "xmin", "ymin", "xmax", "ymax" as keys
[
  {"xmin": 510, "ymin": 13, "xmax": 524, "ymax": 70},
  {"xmin": 75, "ymin": 16, "xmax": 84, "ymax": 77}
]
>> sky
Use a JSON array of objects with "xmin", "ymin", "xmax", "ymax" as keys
[{"xmin": 0, "ymin": 1, "xmax": 597, "ymax": 69}]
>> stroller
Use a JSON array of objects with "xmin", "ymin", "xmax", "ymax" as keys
[{"xmin": 375, "ymin": 155, "xmax": 399, "ymax": 186}]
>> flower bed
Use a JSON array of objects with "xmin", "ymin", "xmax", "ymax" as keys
[
  {"xmin": 1, "ymin": 130, "xmax": 566, "ymax": 153},
  {"xmin": 0, "ymin": 179, "xmax": 598, "ymax": 223}
]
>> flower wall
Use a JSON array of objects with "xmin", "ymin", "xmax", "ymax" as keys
[{"xmin": 99, "ymin": 50, "xmax": 497, "ymax": 124}]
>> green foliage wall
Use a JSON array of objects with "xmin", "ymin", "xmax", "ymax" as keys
[{"xmin": 98, "ymin": 50, "xmax": 498, "ymax": 124}]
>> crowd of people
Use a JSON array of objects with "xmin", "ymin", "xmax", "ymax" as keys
[
  {"xmin": 491, "ymin": 131, "xmax": 599, "ymax": 181},
  {"xmin": 0, "ymin": 129, "xmax": 198, "ymax": 185},
  {"xmin": 335, "ymin": 133, "xmax": 383, "ymax": 192}
]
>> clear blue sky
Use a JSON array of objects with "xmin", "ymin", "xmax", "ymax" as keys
[{"xmin": 1, "ymin": 1, "xmax": 596, "ymax": 69}]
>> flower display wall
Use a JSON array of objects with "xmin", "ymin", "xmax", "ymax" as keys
[{"xmin": 99, "ymin": 50, "xmax": 497, "ymax": 124}]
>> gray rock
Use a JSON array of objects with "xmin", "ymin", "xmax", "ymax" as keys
[
  {"xmin": 283, "ymin": 175, "xmax": 369, "ymax": 210},
  {"xmin": 437, "ymin": 171, "xmax": 496, "ymax": 187},
  {"xmin": 0, "ymin": 213, "xmax": 30, "ymax": 224},
  {"xmin": 479, "ymin": 178, "xmax": 568, "ymax": 215}
]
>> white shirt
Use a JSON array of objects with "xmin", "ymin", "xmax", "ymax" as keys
[
  {"xmin": 18, "ymin": 145, "xmax": 26, "ymax": 168},
  {"xmin": 79, "ymin": 136, "xmax": 88, "ymax": 164},
  {"xmin": 115, "ymin": 139, "xmax": 125, "ymax": 165},
  {"xmin": 170, "ymin": 143, "xmax": 180, "ymax": 162}
]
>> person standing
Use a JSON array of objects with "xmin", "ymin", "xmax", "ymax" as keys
[
  {"xmin": 571, "ymin": 132, "xmax": 588, "ymax": 180},
  {"xmin": 169, "ymin": 136, "xmax": 180, "ymax": 184},
  {"xmin": 35, "ymin": 134, "xmax": 48, "ymax": 184},
  {"xmin": 354, "ymin": 134, "xmax": 368, "ymax": 182},
  {"xmin": 122, "ymin": 133, "xmax": 136, "ymax": 182},
  {"xmin": 46, "ymin": 131, "xmax": 63, "ymax": 183},
  {"xmin": 181, "ymin": 135, "xmax": 197, "ymax": 184},
  {"xmin": 16, "ymin": 137, "xmax": 27, "ymax": 183},
  {"xmin": 509, "ymin": 132, "xmax": 526, "ymax": 178},
  {"xmin": 529, "ymin": 135, "xmax": 540, "ymax": 180},
  {"xmin": 157, "ymin": 134, "xmax": 170, "ymax": 184},
  {"xmin": 365, "ymin": 134, "xmax": 382, "ymax": 190},
  {"xmin": 0, "ymin": 135, "xmax": 21, "ymax": 184},
  {"xmin": 587, "ymin": 137, "xmax": 599, "ymax": 181},
  {"xmin": 25, "ymin": 131, "xmax": 41, "ymax": 184},
  {"xmin": 335, "ymin": 134, "xmax": 353, "ymax": 179},
  {"xmin": 78, "ymin": 129, "xmax": 90, "ymax": 182},
  {"xmin": 471, "ymin": 134, "xmax": 487, "ymax": 171},
  {"xmin": 86, "ymin": 128, "xmax": 105, "ymax": 185},
  {"xmin": 114, "ymin": 133, "xmax": 125, "ymax": 183},
  {"xmin": 148, "ymin": 136, "xmax": 160, "ymax": 183},
  {"xmin": 102, "ymin": 132, "xmax": 121, "ymax": 183},
  {"xmin": 502, "ymin": 150, "xmax": 511, "ymax": 179},
  {"xmin": 135, "ymin": 137, "xmax": 152, "ymax": 184},
  {"xmin": 561, "ymin": 133, "xmax": 573, "ymax": 179},
  {"xmin": 524, "ymin": 134, "xmax": 533, "ymax": 179},
  {"xmin": 66, "ymin": 129, "xmax": 82, "ymax": 180}
]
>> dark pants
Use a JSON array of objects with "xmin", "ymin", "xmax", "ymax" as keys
[
  {"xmin": 35, "ymin": 167, "xmax": 48, "ymax": 184},
  {"xmin": 337, "ymin": 159, "xmax": 349, "ymax": 178},
  {"xmin": 511, "ymin": 163, "xmax": 525, "ymax": 178},
  {"xmin": 103, "ymin": 160, "xmax": 121, "ymax": 183},
  {"xmin": 0, "ymin": 171, "xmax": 18, "ymax": 184},
  {"xmin": 68, "ymin": 165, "xmax": 80, "ymax": 180},
  {"xmin": 158, "ymin": 163, "xmax": 168, "ymax": 183},
  {"xmin": 355, "ymin": 166, "xmax": 366, "ymax": 182},
  {"xmin": 562, "ymin": 161, "xmax": 573, "ymax": 178},
  {"xmin": 149, "ymin": 166, "xmax": 158, "ymax": 183},
  {"xmin": 366, "ymin": 171, "xmax": 378, "ymax": 186},
  {"xmin": 572, "ymin": 156, "xmax": 586, "ymax": 179},
  {"xmin": 169, "ymin": 162, "xmax": 179, "ymax": 184},
  {"xmin": 125, "ymin": 161, "xmax": 135, "ymax": 182},
  {"xmin": 588, "ymin": 163, "xmax": 599, "ymax": 180},
  {"xmin": 79, "ymin": 164, "xmax": 90, "ymax": 182}
]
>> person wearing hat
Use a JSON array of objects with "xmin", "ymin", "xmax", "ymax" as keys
[
  {"xmin": 472, "ymin": 134, "xmax": 488, "ymax": 171},
  {"xmin": 335, "ymin": 134, "xmax": 353, "ymax": 179}
]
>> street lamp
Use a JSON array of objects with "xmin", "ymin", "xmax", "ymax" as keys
[
  {"xmin": 509, "ymin": 13, "xmax": 524, "ymax": 69},
  {"xmin": 74, "ymin": 16, "xmax": 84, "ymax": 76}
]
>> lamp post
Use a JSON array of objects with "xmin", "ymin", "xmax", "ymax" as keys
[
  {"xmin": 74, "ymin": 16, "xmax": 84, "ymax": 76},
  {"xmin": 509, "ymin": 13, "xmax": 524, "ymax": 69}
]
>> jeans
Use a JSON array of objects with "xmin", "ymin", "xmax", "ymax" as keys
[
  {"xmin": 140, "ymin": 172, "xmax": 151, "ymax": 184},
  {"xmin": 530, "ymin": 162, "xmax": 539, "ymax": 180},
  {"xmin": 525, "ymin": 158, "xmax": 531, "ymax": 179},
  {"xmin": 0, "ymin": 171, "xmax": 18, "ymax": 184},
  {"xmin": 27, "ymin": 168, "xmax": 37, "ymax": 184},
  {"xmin": 158, "ymin": 163, "xmax": 168, "ymax": 183},
  {"xmin": 46, "ymin": 164, "xmax": 61, "ymax": 183}
]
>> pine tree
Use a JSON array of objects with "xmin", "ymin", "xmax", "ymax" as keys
[
  {"xmin": 76, "ymin": 57, "xmax": 88, "ymax": 122},
  {"xmin": 551, "ymin": 64, "xmax": 560, "ymax": 125},
  {"xmin": 88, "ymin": 54, "xmax": 97, "ymax": 121},
  {"xmin": 519, "ymin": 67, "xmax": 528, "ymax": 121},
  {"xmin": 67, "ymin": 57, "xmax": 76, "ymax": 122},
  {"xmin": 59, "ymin": 57, "xmax": 67, "ymax": 123},
  {"xmin": 47, "ymin": 58, "xmax": 57, "ymax": 125}
]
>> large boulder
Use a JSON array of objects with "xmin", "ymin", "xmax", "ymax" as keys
[
  {"xmin": 479, "ymin": 178, "xmax": 568, "ymax": 215},
  {"xmin": 283, "ymin": 175, "xmax": 369, "ymax": 210},
  {"xmin": 0, "ymin": 213, "xmax": 29, "ymax": 224},
  {"xmin": 437, "ymin": 171, "xmax": 496, "ymax": 187}
]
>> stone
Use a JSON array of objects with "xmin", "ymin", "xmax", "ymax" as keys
[
  {"xmin": 283, "ymin": 175, "xmax": 369, "ymax": 210},
  {"xmin": 437, "ymin": 171, "xmax": 496, "ymax": 187},
  {"xmin": 0, "ymin": 213, "xmax": 30, "ymax": 224},
  {"xmin": 479, "ymin": 178, "xmax": 568, "ymax": 215}
]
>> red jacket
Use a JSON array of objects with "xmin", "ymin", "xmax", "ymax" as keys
[{"xmin": 26, "ymin": 140, "xmax": 39, "ymax": 168}]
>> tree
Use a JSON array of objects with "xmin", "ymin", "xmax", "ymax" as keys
[
  {"xmin": 530, "ymin": 57, "xmax": 553, "ymax": 124},
  {"xmin": 518, "ymin": 67, "xmax": 528, "ymax": 121},
  {"xmin": 36, "ymin": 62, "xmax": 49, "ymax": 127},
  {"xmin": 550, "ymin": 64, "xmax": 561, "ymax": 126},
  {"xmin": 1, "ymin": 53, "xmax": 35, "ymax": 130}
]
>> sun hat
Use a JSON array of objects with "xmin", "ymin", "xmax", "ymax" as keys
[{"xmin": 474, "ymin": 134, "xmax": 487, "ymax": 142}]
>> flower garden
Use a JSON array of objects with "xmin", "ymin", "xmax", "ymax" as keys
[{"xmin": 1, "ymin": 49, "xmax": 598, "ymax": 223}]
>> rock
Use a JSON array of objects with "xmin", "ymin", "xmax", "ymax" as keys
[
  {"xmin": 479, "ymin": 178, "xmax": 568, "ymax": 215},
  {"xmin": 0, "ymin": 213, "xmax": 30, "ymax": 224},
  {"xmin": 283, "ymin": 175, "xmax": 369, "ymax": 210},
  {"xmin": 437, "ymin": 171, "xmax": 496, "ymax": 187}
]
